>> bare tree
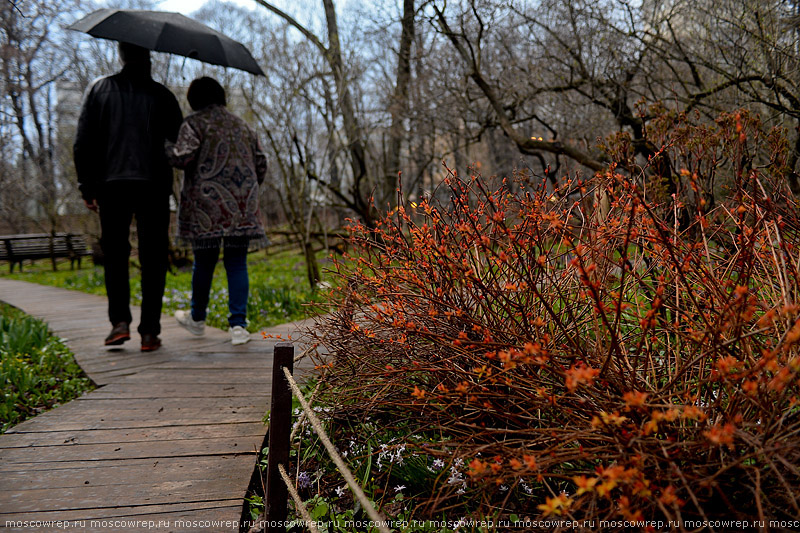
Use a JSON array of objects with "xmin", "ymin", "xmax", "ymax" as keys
[
  {"xmin": 254, "ymin": 0, "xmax": 426, "ymax": 223},
  {"xmin": 429, "ymin": 0, "xmax": 800, "ymax": 200},
  {"xmin": 383, "ymin": 0, "xmax": 416, "ymax": 208},
  {"xmin": 0, "ymin": 0, "xmax": 84, "ymax": 245}
]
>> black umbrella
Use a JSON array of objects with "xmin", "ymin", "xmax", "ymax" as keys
[{"xmin": 67, "ymin": 9, "xmax": 265, "ymax": 76}]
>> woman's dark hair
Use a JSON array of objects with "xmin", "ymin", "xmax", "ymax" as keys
[{"xmin": 187, "ymin": 77, "xmax": 226, "ymax": 111}]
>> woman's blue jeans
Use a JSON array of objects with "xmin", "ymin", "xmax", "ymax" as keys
[{"xmin": 191, "ymin": 245, "xmax": 248, "ymax": 328}]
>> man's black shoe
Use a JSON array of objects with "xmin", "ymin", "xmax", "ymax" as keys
[
  {"xmin": 104, "ymin": 322, "xmax": 130, "ymax": 346},
  {"xmin": 141, "ymin": 334, "xmax": 162, "ymax": 352}
]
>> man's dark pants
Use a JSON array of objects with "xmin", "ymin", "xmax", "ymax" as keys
[{"xmin": 98, "ymin": 181, "xmax": 170, "ymax": 336}]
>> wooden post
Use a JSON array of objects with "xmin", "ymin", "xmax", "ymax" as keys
[
  {"xmin": 266, "ymin": 342, "xmax": 294, "ymax": 532},
  {"xmin": 4, "ymin": 239, "xmax": 13, "ymax": 273},
  {"xmin": 49, "ymin": 234, "xmax": 57, "ymax": 272},
  {"xmin": 66, "ymin": 234, "xmax": 76, "ymax": 270}
]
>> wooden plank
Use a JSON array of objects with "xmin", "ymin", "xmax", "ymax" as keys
[
  {"xmin": 0, "ymin": 500, "xmax": 243, "ymax": 527},
  {"xmin": 0, "ymin": 422, "xmax": 265, "ymax": 448},
  {"xmin": 5, "ymin": 393, "xmax": 269, "ymax": 434},
  {"xmin": 32, "ymin": 409, "xmax": 267, "ymax": 425},
  {"xmin": 0, "ymin": 435, "xmax": 261, "ymax": 463},
  {"xmin": 83, "ymin": 357, "xmax": 273, "ymax": 378},
  {"xmin": 0, "ymin": 453, "xmax": 251, "ymax": 474},
  {"xmin": 0, "ymin": 500, "xmax": 248, "ymax": 533},
  {"xmin": 159, "ymin": 336, "xmax": 239, "ymax": 348},
  {"xmin": 71, "ymin": 333, "xmax": 234, "ymax": 350},
  {"xmin": 18, "ymin": 301, "xmax": 99, "ymax": 312},
  {"xmin": 118, "ymin": 368, "xmax": 274, "ymax": 384},
  {"xmin": 31, "ymin": 317, "xmax": 108, "ymax": 329},
  {"xmin": 67, "ymin": 396, "xmax": 269, "ymax": 410},
  {"xmin": 188, "ymin": 342, "xmax": 284, "ymax": 354},
  {"xmin": 69, "ymin": 400, "xmax": 268, "ymax": 414},
  {"xmin": 85, "ymin": 354, "xmax": 314, "ymax": 382},
  {"xmin": 79, "ymin": 383, "xmax": 266, "ymax": 399},
  {"xmin": 0, "ymin": 455, "xmax": 256, "ymax": 490},
  {"xmin": 1, "ymin": 295, "xmax": 99, "ymax": 308},
  {"xmin": 23, "ymin": 407, "xmax": 267, "ymax": 423},
  {"xmin": 0, "ymin": 456, "xmax": 255, "ymax": 494},
  {"xmin": 10, "ymin": 404, "xmax": 267, "ymax": 425},
  {"xmin": 1, "ymin": 425, "xmax": 265, "ymax": 449},
  {"xmin": 148, "ymin": 355, "xmax": 277, "ymax": 368},
  {"xmin": 8, "ymin": 396, "xmax": 268, "ymax": 418},
  {"xmin": 0, "ymin": 475, "xmax": 250, "ymax": 513},
  {"xmin": 72, "ymin": 353, "xmax": 188, "ymax": 370},
  {"xmin": 5, "ymin": 415, "xmax": 264, "ymax": 433}
]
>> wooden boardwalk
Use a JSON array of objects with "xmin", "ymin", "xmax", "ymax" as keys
[{"xmin": 0, "ymin": 278, "xmax": 316, "ymax": 532}]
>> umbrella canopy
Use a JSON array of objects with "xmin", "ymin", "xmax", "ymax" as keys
[{"xmin": 67, "ymin": 9, "xmax": 265, "ymax": 76}]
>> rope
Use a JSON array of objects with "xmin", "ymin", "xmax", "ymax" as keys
[
  {"xmin": 290, "ymin": 381, "xmax": 320, "ymax": 442},
  {"xmin": 282, "ymin": 366, "xmax": 393, "ymax": 533},
  {"xmin": 279, "ymin": 464, "xmax": 321, "ymax": 533}
]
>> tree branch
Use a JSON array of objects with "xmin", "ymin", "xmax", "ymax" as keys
[
  {"xmin": 253, "ymin": 0, "xmax": 328, "ymax": 56},
  {"xmin": 433, "ymin": 5, "xmax": 605, "ymax": 172}
]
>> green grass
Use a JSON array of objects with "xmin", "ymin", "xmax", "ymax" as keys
[
  {"xmin": 0, "ymin": 303, "xmax": 94, "ymax": 433},
  {"xmin": 1, "ymin": 248, "xmax": 329, "ymax": 332}
]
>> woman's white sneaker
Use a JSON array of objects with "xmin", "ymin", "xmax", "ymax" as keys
[
  {"xmin": 175, "ymin": 310, "xmax": 205, "ymax": 336},
  {"xmin": 230, "ymin": 325, "xmax": 250, "ymax": 345}
]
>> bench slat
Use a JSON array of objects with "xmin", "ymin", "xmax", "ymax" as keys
[{"xmin": 0, "ymin": 233, "xmax": 93, "ymax": 272}]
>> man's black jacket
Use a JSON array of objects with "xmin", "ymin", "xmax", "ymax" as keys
[{"xmin": 73, "ymin": 64, "xmax": 183, "ymax": 201}]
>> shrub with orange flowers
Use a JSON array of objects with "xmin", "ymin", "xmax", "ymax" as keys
[{"xmin": 309, "ymin": 110, "xmax": 800, "ymax": 526}]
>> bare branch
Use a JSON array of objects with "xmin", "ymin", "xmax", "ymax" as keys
[
  {"xmin": 433, "ymin": 5, "xmax": 605, "ymax": 172},
  {"xmin": 253, "ymin": 0, "xmax": 328, "ymax": 56}
]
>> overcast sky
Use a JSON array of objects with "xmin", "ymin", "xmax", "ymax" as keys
[
  {"xmin": 157, "ymin": 0, "xmax": 258, "ymax": 14},
  {"xmin": 155, "ymin": 0, "xmax": 363, "ymax": 18}
]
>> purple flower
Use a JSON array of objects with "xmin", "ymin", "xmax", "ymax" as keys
[{"xmin": 297, "ymin": 471, "xmax": 312, "ymax": 489}]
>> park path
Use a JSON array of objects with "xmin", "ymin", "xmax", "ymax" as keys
[{"xmin": 0, "ymin": 278, "xmax": 317, "ymax": 532}]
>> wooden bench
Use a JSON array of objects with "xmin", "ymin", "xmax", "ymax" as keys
[{"xmin": 0, "ymin": 233, "xmax": 92, "ymax": 273}]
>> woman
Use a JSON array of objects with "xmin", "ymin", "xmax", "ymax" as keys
[{"xmin": 166, "ymin": 76, "xmax": 267, "ymax": 345}]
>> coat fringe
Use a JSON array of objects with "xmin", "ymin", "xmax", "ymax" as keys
[{"xmin": 176, "ymin": 234, "xmax": 270, "ymax": 251}]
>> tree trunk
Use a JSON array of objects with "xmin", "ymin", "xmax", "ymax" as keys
[
  {"xmin": 383, "ymin": 0, "xmax": 415, "ymax": 210},
  {"xmin": 321, "ymin": 0, "xmax": 371, "ymax": 220},
  {"xmin": 303, "ymin": 241, "xmax": 321, "ymax": 288}
]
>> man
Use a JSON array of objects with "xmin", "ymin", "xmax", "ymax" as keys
[{"xmin": 74, "ymin": 42, "xmax": 183, "ymax": 352}]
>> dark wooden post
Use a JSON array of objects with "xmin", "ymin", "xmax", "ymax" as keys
[
  {"xmin": 66, "ymin": 234, "xmax": 76, "ymax": 270},
  {"xmin": 49, "ymin": 234, "xmax": 57, "ymax": 272},
  {"xmin": 266, "ymin": 342, "xmax": 294, "ymax": 532},
  {"xmin": 4, "ymin": 239, "xmax": 13, "ymax": 273}
]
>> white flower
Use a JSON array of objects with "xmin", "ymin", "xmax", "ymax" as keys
[
  {"xmin": 335, "ymin": 485, "xmax": 346, "ymax": 497},
  {"xmin": 394, "ymin": 485, "xmax": 406, "ymax": 493},
  {"xmin": 377, "ymin": 443, "xmax": 405, "ymax": 469},
  {"xmin": 447, "ymin": 470, "xmax": 464, "ymax": 485},
  {"xmin": 394, "ymin": 445, "xmax": 406, "ymax": 466}
]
